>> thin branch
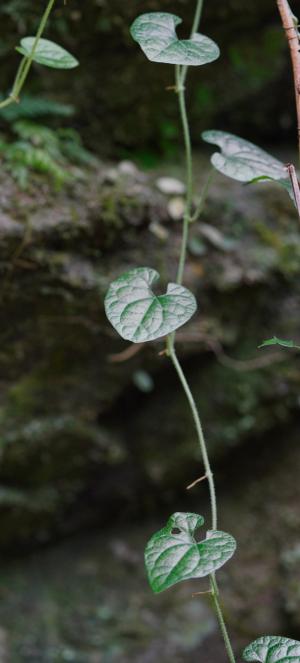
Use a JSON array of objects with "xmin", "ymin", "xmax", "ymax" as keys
[
  {"xmin": 186, "ymin": 473, "xmax": 208, "ymax": 490},
  {"xmin": 286, "ymin": 162, "xmax": 300, "ymax": 217},
  {"xmin": 108, "ymin": 343, "xmax": 143, "ymax": 363},
  {"xmin": 277, "ymin": 0, "xmax": 300, "ymax": 158}
]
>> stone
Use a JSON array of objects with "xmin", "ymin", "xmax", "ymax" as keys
[{"xmin": 156, "ymin": 177, "xmax": 186, "ymax": 196}]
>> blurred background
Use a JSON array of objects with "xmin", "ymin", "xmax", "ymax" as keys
[{"xmin": 0, "ymin": 0, "xmax": 300, "ymax": 661}]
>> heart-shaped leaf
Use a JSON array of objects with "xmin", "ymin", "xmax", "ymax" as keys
[
  {"xmin": 258, "ymin": 336, "xmax": 300, "ymax": 350},
  {"xmin": 104, "ymin": 267, "xmax": 197, "ymax": 343},
  {"xmin": 130, "ymin": 13, "xmax": 220, "ymax": 66},
  {"xmin": 202, "ymin": 130, "xmax": 294, "ymax": 202},
  {"xmin": 16, "ymin": 37, "xmax": 79, "ymax": 69},
  {"xmin": 243, "ymin": 635, "xmax": 300, "ymax": 662},
  {"xmin": 145, "ymin": 512, "xmax": 236, "ymax": 593}
]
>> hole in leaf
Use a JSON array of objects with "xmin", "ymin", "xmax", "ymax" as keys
[{"xmin": 171, "ymin": 527, "xmax": 181, "ymax": 535}]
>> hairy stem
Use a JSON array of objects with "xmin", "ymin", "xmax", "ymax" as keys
[
  {"xmin": 0, "ymin": 0, "xmax": 57, "ymax": 109},
  {"xmin": 11, "ymin": 57, "xmax": 28, "ymax": 96},
  {"xmin": 210, "ymin": 575, "xmax": 237, "ymax": 663},
  {"xmin": 191, "ymin": 168, "xmax": 215, "ymax": 222},
  {"xmin": 181, "ymin": 0, "xmax": 204, "ymax": 85},
  {"xmin": 166, "ymin": 337, "xmax": 216, "ymax": 528},
  {"xmin": 276, "ymin": 0, "xmax": 300, "ymax": 159},
  {"xmin": 175, "ymin": 65, "xmax": 193, "ymax": 285},
  {"xmin": 166, "ymin": 337, "xmax": 236, "ymax": 663},
  {"xmin": 169, "ymin": 3, "xmax": 236, "ymax": 661},
  {"xmin": 191, "ymin": 0, "xmax": 204, "ymax": 38}
]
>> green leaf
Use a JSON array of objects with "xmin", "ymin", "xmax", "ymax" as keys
[
  {"xmin": 243, "ymin": 636, "xmax": 300, "ymax": 662},
  {"xmin": 202, "ymin": 130, "xmax": 293, "ymax": 201},
  {"xmin": 130, "ymin": 13, "xmax": 220, "ymax": 66},
  {"xmin": 16, "ymin": 37, "xmax": 79, "ymax": 69},
  {"xmin": 145, "ymin": 512, "xmax": 236, "ymax": 593},
  {"xmin": 104, "ymin": 267, "xmax": 197, "ymax": 343},
  {"xmin": 258, "ymin": 336, "xmax": 300, "ymax": 350}
]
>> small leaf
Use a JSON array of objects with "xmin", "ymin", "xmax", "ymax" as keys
[
  {"xmin": 202, "ymin": 130, "xmax": 294, "ymax": 202},
  {"xmin": 258, "ymin": 336, "xmax": 300, "ymax": 350},
  {"xmin": 145, "ymin": 512, "xmax": 236, "ymax": 593},
  {"xmin": 16, "ymin": 37, "xmax": 79, "ymax": 69},
  {"xmin": 130, "ymin": 13, "xmax": 220, "ymax": 66},
  {"xmin": 243, "ymin": 635, "xmax": 300, "ymax": 662},
  {"xmin": 104, "ymin": 267, "xmax": 197, "ymax": 343}
]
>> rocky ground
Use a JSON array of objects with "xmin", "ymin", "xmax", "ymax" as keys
[
  {"xmin": 0, "ymin": 156, "xmax": 299, "ymax": 660},
  {"xmin": 0, "ymin": 423, "xmax": 299, "ymax": 662}
]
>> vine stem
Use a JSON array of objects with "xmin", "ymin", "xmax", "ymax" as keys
[
  {"xmin": 191, "ymin": 168, "xmax": 215, "ymax": 222},
  {"xmin": 166, "ymin": 336, "xmax": 216, "ymax": 529},
  {"xmin": 175, "ymin": 64, "xmax": 193, "ymax": 285},
  {"xmin": 0, "ymin": 0, "xmax": 57, "ymax": 109},
  {"xmin": 276, "ymin": 0, "xmax": 300, "ymax": 159},
  {"xmin": 210, "ymin": 575, "xmax": 237, "ymax": 663},
  {"xmin": 168, "ymin": 2, "xmax": 236, "ymax": 661},
  {"xmin": 166, "ymin": 337, "xmax": 236, "ymax": 663},
  {"xmin": 181, "ymin": 0, "xmax": 204, "ymax": 85}
]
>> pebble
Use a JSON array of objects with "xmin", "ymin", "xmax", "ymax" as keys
[
  {"xmin": 118, "ymin": 160, "xmax": 139, "ymax": 177},
  {"xmin": 156, "ymin": 176, "xmax": 186, "ymax": 195},
  {"xmin": 167, "ymin": 196, "xmax": 185, "ymax": 221},
  {"xmin": 149, "ymin": 221, "xmax": 169, "ymax": 241}
]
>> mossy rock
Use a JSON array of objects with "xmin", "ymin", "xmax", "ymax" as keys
[{"xmin": 0, "ymin": 162, "xmax": 299, "ymax": 549}]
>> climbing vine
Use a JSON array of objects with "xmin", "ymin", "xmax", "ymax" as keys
[{"xmin": 105, "ymin": 1, "xmax": 300, "ymax": 661}]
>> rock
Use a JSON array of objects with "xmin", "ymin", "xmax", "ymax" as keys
[
  {"xmin": 156, "ymin": 177, "xmax": 186, "ymax": 196},
  {"xmin": 0, "ymin": 163, "xmax": 299, "ymax": 549},
  {"xmin": 149, "ymin": 220, "xmax": 169, "ymax": 240},
  {"xmin": 132, "ymin": 370, "xmax": 154, "ymax": 393},
  {"xmin": 104, "ymin": 167, "xmax": 119, "ymax": 184},
  {"xmin": 0, "ymin": 425, "xmax": 300, "ymax": 660},
  {"xmin": 198, "ymin": 222, "xmax": 237, "ymax": 252},
  {"xmin": 167, "ymin": 197, "xmax": 185, "ymax": 221},
  {"xmin": 118, "ymin": 160, "xmax": 139, "ymax": 177}
]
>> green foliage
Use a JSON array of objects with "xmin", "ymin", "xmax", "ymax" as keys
[
  {"xmin": 243, "ymin": 636, "xmax": 300, "ymax": 662},
  {"xmin": 0, "ymin": 118, "xmax": 96, "ymax": 188},
  {"xmin": 202, "ymin": 130, "xmax": 293, "ymax": 203},
  {"xmin": 0, "ymin": 94, "xmax": 74, "ymax": 122},
  {"xmin": 104, "ymin": 267, "xmax": 197, "ymax": 343},
  {"xmin": 258, "ymin": 336, "xmax": 300, "ymax": 350},
  {"xmin": 130, "ymin": 13, "xmax": 220, "ymax": 66},
  {"xmin": 145, "ymin": 512, "xmax": 236, "ymax": 593},
  {"xmin": 16, "ymin": 37, "xmax": 79, "ymax": 69},
  {"xmin": 0, "ymin": 0, "xmax": 32, "ymax": 23}
]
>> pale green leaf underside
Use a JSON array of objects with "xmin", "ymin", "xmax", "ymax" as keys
[
  {"xmin": 16, "ymin": 37, "xmax": 79, "ymax": 69},
  {"xmin": 243, "ymin": 635, "xmax": 300, "ymax": 662},
  {"xmin": 130, "ymin": 12, "xmax": 220, "ymax": 66},
  {"xmin": 145, "ymin": 512, "xmax": 236, "ymax": 593},
  {"xmin": 105, "ymin": 267, "xmax": 197, "ymax": 343},
  {"xmin": 202, "ymin": 130, "xmax": 294, "ymax": 203},
  {"xmin": 258, "ymin": 336, "xmax": 300, "ymax": 350}
]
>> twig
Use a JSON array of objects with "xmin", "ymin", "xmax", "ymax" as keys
[
  {"xmin": 286, "ymin": 163, "xmax": 300, "ymax": 217},
  {"xmin": 108, "ymin": 343, "xmax": 144, "ymax": 363},
  {"xmin": 186, "ymin": 474, "xmax": 208, "ymax": 490},
  {"xmin": 192, "ymin": 589, "xmax": 212, "ymax": 597},
  {"xmin": 277, "ymin": 0, "xmax": 300, "ymax": 158}
]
